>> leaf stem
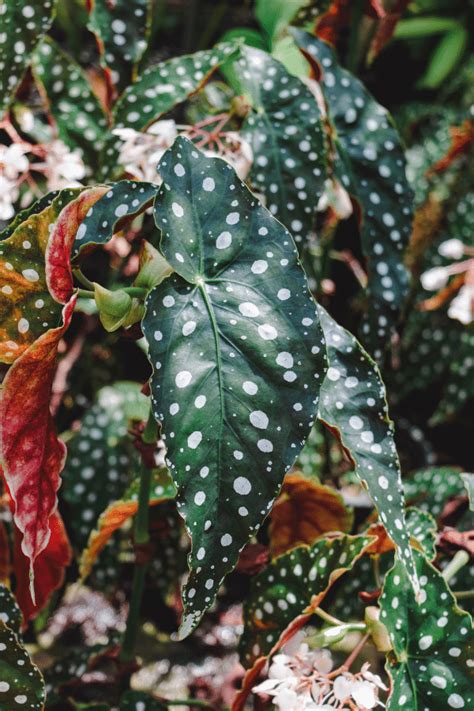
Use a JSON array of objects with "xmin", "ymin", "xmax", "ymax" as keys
[
  {"xmin": 77, "ymin": 288, "xmax": 96, "ymax": 299},
  {"xmin": 73, "ymin": 268, "xmax": 95, "ymax": 290},
  {"xmin": 454, "ymin": 590, "xmax": 474, "ymax": 600},
  {"xmin": 122, "ymin": 286, "xmax": 149, "ymax": 298},
  {"xmin": 314, "ymin": 607, "xmax": 346, "ymax": 627},
  {"xmin": 442, "ymin": 550, "xmax": 470, "ymax": 583},
  {"xmin": 165, "ymin": 701, "xmax": 214, "ymax": 709}
]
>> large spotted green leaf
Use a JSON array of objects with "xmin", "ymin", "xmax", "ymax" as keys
[
  {"xmin": 72, "ymin": 180, "xmax": 157, "ymax": 257},
  {"xmin": 293, "ymin": 31, "xmax": 413, "ymax": 359},
  {"xmin": 33, "ymin": 37, "xmax": 109, "ymax": 168},
  {"xmin": 404, "ymin": 467, "xmax": 467, "ymax": 519},
  {"xmin": 380, "ymin": 550, "xmax": 473, "ymax": 711},
  {"xmin": 87, "ymin": 0, "xmax": 152, "ymax": 94},
  {"xmin": 236, "ymin": 46, "xmax": 327, "ymax": 246},
  {"xmin": 0, "ymin": 0, "xmax": 55, "ymax": 117},
  {"xmin": 0, "ymin": 585, "xmax": 45, "ymax": 709},
  {"xmin": 142, "ymin": 136, "xmax": 326, "ymax": 637},
  {"xmin": 0, "ymin": 189, "xmax": 79, "ymax": 364},
  {"xmin": 239, "ymin": 533, "xmax": 374, "ymax": 666},
  {"xmin": 61, "ymin": 382, "xmax": 149, "ymax": 549},
  {"xmin": 317, "ymin": 305, "xmax": 418, "ymax": 591}
]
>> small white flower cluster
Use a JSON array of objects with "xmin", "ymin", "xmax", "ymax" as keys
[
  {"xmin": 420, "ymin": 238, "xmax": 474, "ymax": 325},
  {"xmin": 0, "ymin": 143, "xmax": 29, "ymax": 220},
  {"xmin": 113, "ymin": 119, "xmax": 253, "ymax": 184},
  {"xmin": 253, "ymin": 633, "xmax": 386, "ymax": 710}
]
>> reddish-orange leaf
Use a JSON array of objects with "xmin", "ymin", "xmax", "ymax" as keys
[
  {"xmin": 269, "ymin": 472, "xmax": 353, "ymax": 557},
  {"xmin": 46, "ymin": 187, "xmax": 108, "ymax": 304},
  {"xmin": 368, "ymin": 0, "xmax": 410, "ymax": 63},
  {"xmin": 13, "ymin": 510, "xmax": 72, "ymax": 625},
  {"xmin": 0, "ymin": 296, "xmax": 76, "ymax": 575},
  {"xmin": 427, "ymin": 119, "xmax": 474, "ymax": 176}
]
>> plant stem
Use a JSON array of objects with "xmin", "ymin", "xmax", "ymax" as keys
[
  {"xmin": 73, "ymin": 268, "xmax": 95, "ymax": 290},
  {"xmin": 455, "ymin": 590, "xmax": 474, "ymax": 600},
  {"xmin": 165, "ymin": 701, "xmax": 213, "ymax": 709},
  {"xmin": 77, "ymin": 288, "xmax": 95, "ymax": 299},
  {"xmin": 119, "ymin": 463, "xmax": 153, "ymax": 662},
  {"xmin": 314, "ymin": 607, "xmax": 346, "ymax": 627},
  {"xmin": 122, "ymin": 286, "xmax": 149, "ymax": 298},
  {"xmin": 442, "ymin": 550, "xmax": 470, "ymax": 582}
]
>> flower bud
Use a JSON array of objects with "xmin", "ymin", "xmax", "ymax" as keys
[
  {"xmin": 438, "ymin": 238, "xmax": 464, "ymax": 260},
  {"xmin": 420, "ymin": 266, "xmax": 449, "ymax": 291}
]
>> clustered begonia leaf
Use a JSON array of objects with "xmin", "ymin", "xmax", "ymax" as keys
[
  {"xmin": 79, "ymin": 467, "xmax": 176, "ymax": 581},
  {"xmin": 32, "ymin": 37, "xmax": 109, "ymax": 168},
  {"xmin": 404, "ymin": 467, "xmax": 468, "ymax": 518},
  {"xmin": 0, "ymin": 0, "xmax": 55, "ymax": 117},
  {"xmin": 87, "ymin": 0, "xmax": 152, "ymax": 95},
  {"xmin": 237, "ymin": 45, "xmax": 327, "ymax": 246},
  {"xmin": 0, "ymin": 189, "xmax": 79, "ymax": 364},
  {"xmin": 317, "ymin": 305, "xmax": 418, "ymax": 590},
  {"xmin": 0, "ymin": 585, "xmax": 45, "ymax": 709},
  {"xmin": 405, "ymin": 506, "xmax": 437, "ymax": 561},
  {"xmin": 380, "ymin": 550, "xmax": 473, "ymax": 711},
  {"xmin": 142, "ymin": 136, "xmax": 327, "ymax": 637},
  {"xmin": 293, "ymin": 30, "xmax": 413, "ymax": 358}
]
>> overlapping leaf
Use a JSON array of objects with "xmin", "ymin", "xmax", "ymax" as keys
[
  {"xmin": 293, "ymin": 31, "xmax": 413, "ymax": 358},
  {"xmin": 317, "ymin": 305, "xmax": 418, "ymax": 590},
  {"xmin": 72, "ymin": 180, "xmax": 157, "ymax": 257},
  {"xmin": 405, "ymin": 506, "xmax": 437, "ymax": 560},
  {"xmin": 0, "ymin": 297, "xmax": 76, "ymax": 569},
  {"xmin": 239, "ymin": 533, "xmax": 374, "ymax": 667},
  {"xmin": 0, "ymin": 585, "xmax": 45, "ymax": 709},
  {"xmin": 269, "ymin": 472, "xmax": 352, "ymax": 556},
  {"xmin": 0, "ymin": 191, "xmax": 59, "ymax": 242},
  {"xmin": 236, "ymin": 46, "xmax": 327, "ymax": 246},
  {"xmin": 143, "ymin": 136, "xmax": 326, "ymax": 637},
  {"xmin": 404, "ymin": 467, "xmax": 467, "ymax": 518},
  {"xmin": 87, "ymin": 0, "xmax": 152, "ymax": 95},
  {"xmin": 0, "ymin": 189, "xmax": 79, "ymax": 364},
  {"xmin": 33, "ymin": 37, "xmax": 109, "ymax": 167},
  {"xmin": 0, "ymin": 0, "xmax": 55, "ymax": 117},
  {"xmin": 380, "ymin": 550, "xmax": 473, "ymax": 710},
  {"xmin": 80, "ymin": 468, "xmax": 176, "ymax": 581},
  {"xmin": 61, "ymin": 382, "xmax": 149, "ymax": 549}
]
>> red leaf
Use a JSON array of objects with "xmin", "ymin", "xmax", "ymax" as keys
[
  {"xmin": 13, "ymin": 510, "xmax": 72, "ymax": 624},
  {"xmin": 46, "ymin": 187, "xmax": 108, "ymax": 304},
  {"xmin": 0, "ymin": 296, "xmax": 76, "ymax": 578}
]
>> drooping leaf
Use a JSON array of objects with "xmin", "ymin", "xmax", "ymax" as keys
[
  {"xmin": 33, "ymin": 37, "xmax": 109, "ymax": 167},
  {"xmin": 0, "ymin": 585, "xmax": 45, "ymax": 709},
  {"xmin": 61, "ymin": 382, "xmax": 150, "ymax": 549},
  {"xmin": 255, "ymin": 0, "xmax": 311, "ymax": 42},
  {"xmin": 405, "ymin": 506, "xmax": 437, "ymax": 560},
  {"xmin": 13, "ymin": 510, "xmax": 72, "ymax": 624},
  {"xmin": 0, "ymin": 0, "xmax": 55, "ymax": 117},
  {"xmin": 79, "ymin": 468, "xmax": 176, "ymax": 581},
  {"xmin": 72, "ymin": 180, "xmax": 157, "ymax": 257},
  {"xmin": 236, "ymin": 45, "xmax": 327, "ymax": 246},
  {"xmin": 112, "ymin": 42, "xmax": 239, "ymax": 131},
  {"xmin": 0, "ymin": 297, "xmax": 76, "ymax": 569},
  {"xmin": 317, "ymin": 305, "xmax": 418, "ymax": 590},
  {"xmin": 269, "ymin": 472, "xmax": 353, "ymax": 556},
  {"xmin": 87, "ymin": 0, "xmax": 152, "ymax": 95},
  {"xmin": 293, "ymin": 31, "xmax": 413, "ymax": 358},
  {"xmin": 143, "ymin": 136, "xmax": 327, "ymax": 637},
  {"xmin": 380, "ymin": 550, "xmax": 473, "ymax": 711},
  {"xmin": 119, "ymin": 691, "xmax": 166, "ymax": 711},
  {"xmin": 234, "ymin": 533, "xmax": 374, "ymax": 709},
  {"xmin": 0, "ymin": 189, "xmax": 79, "ymax": 364}
]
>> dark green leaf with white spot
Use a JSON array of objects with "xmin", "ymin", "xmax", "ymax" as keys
[
  {"xmin": 239, "ymin": 534, "xmax": 374, "ymax": 666},
  {"xmin": 33, "ymin": 37, "xmax": 109, "ymax": 168},
  {"xmin": 0, "ymin": 0, "xmax": 55, "ymax": 117},
  {"xmin": 317, "ymin": 305, "xmax": 418, "ymax": 591},
  {"xmin": 72, "ymin": 180, "xmax": 158, "ymax": 257},
  {"xmin": 237, "ymin": 46, "xmax": 327, "ymax": 246},
  {"xmin": 380, "ymin": 550, "xmax": 473, "ymax": 711},
  {"xmin": 293, "ymin": 31, "xmax": 413, "ymax": 359},
  {"xmin": 143, "ymin": 136, "xmax": 327, "ymax": 637},
  {"xmin": 406, "ymin": 506, "xmax": 437, "ymax": 561},
  {"xmin": 0, "ymin": 586, "xmax": 45, "ymax": 709},
  {"xmin": 404, "ymin": 467, "xmax": 467, "ymax": 519},
  {"xmin": 88, "ymin": 0, "xmax": 152, "ymax": 94}
]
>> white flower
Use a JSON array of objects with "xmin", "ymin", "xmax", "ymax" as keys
[
  {"xmin": 448, "ymin": 283, "xmax": 474, "ymax": 325},
  {"xmin": 351, "ymin": 679, "xmax": 379, "ymax": 708},
  {"xmin": 420, "ymin": 266, "xmax": 449, "ymax": 291},
  {"xmin": 44, "ymin": 139, "xmax": 86, "ymax": 189},
  {"xmin": 206, "ymin": 131, "xmax": 253, "ymax": 181},
  {"xmin": 0, "ymin": 175, "xmax": 20, "ymax": 220},
  {"xmin": 0, "ymin": 143, "xmax": 29, "ymax": 180},
  {"xmin": 438, "ymin": 238, "xmax": 464, "ymax": 260}
]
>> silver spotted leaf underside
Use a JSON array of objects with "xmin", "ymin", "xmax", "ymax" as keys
[
  {"xmin": 143, "ymin": 136, "xmax": 326, "ymax": 637},
  {"xmin": 112, "ymin": 42, "xmax": 239, "ymax": 131},
  {"xmin": 87, "ymin": 0, "xmax": 152, "ymax": 94},
  {"xmin": 380, "ymin": 550, "xmax": 473, "ymax": 711},
  {"xmin": 239, "ymin": 533, "xmax": 374, "ymax": 667},
  {"xmin": 33, "ymin": 37, "xmax": 109, "ymax": 168},
  {"xmin": 61, "ymin": 381, "xmax": 149, "ymax": 548},
  {"xmin": 0, "ymin": 586, "xmax": 45, "ymax": 709},
  {"xmin": 0, "ymin": 0, "xmax": 55, "ymax": 117},
  {"xmin": 238, "ymin": 46, "xmax": 327, "ymax": 246},
  {"xmin": 293, "ymin": 31, "xmax": 413, "ymax": 359},
  {"xmin": 72, "ymin": 180, "xmax": 158, "ymax": 257},
  {"xmin": 317, "ymin": 305, "xmax": 418, "ymax": 591}
]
